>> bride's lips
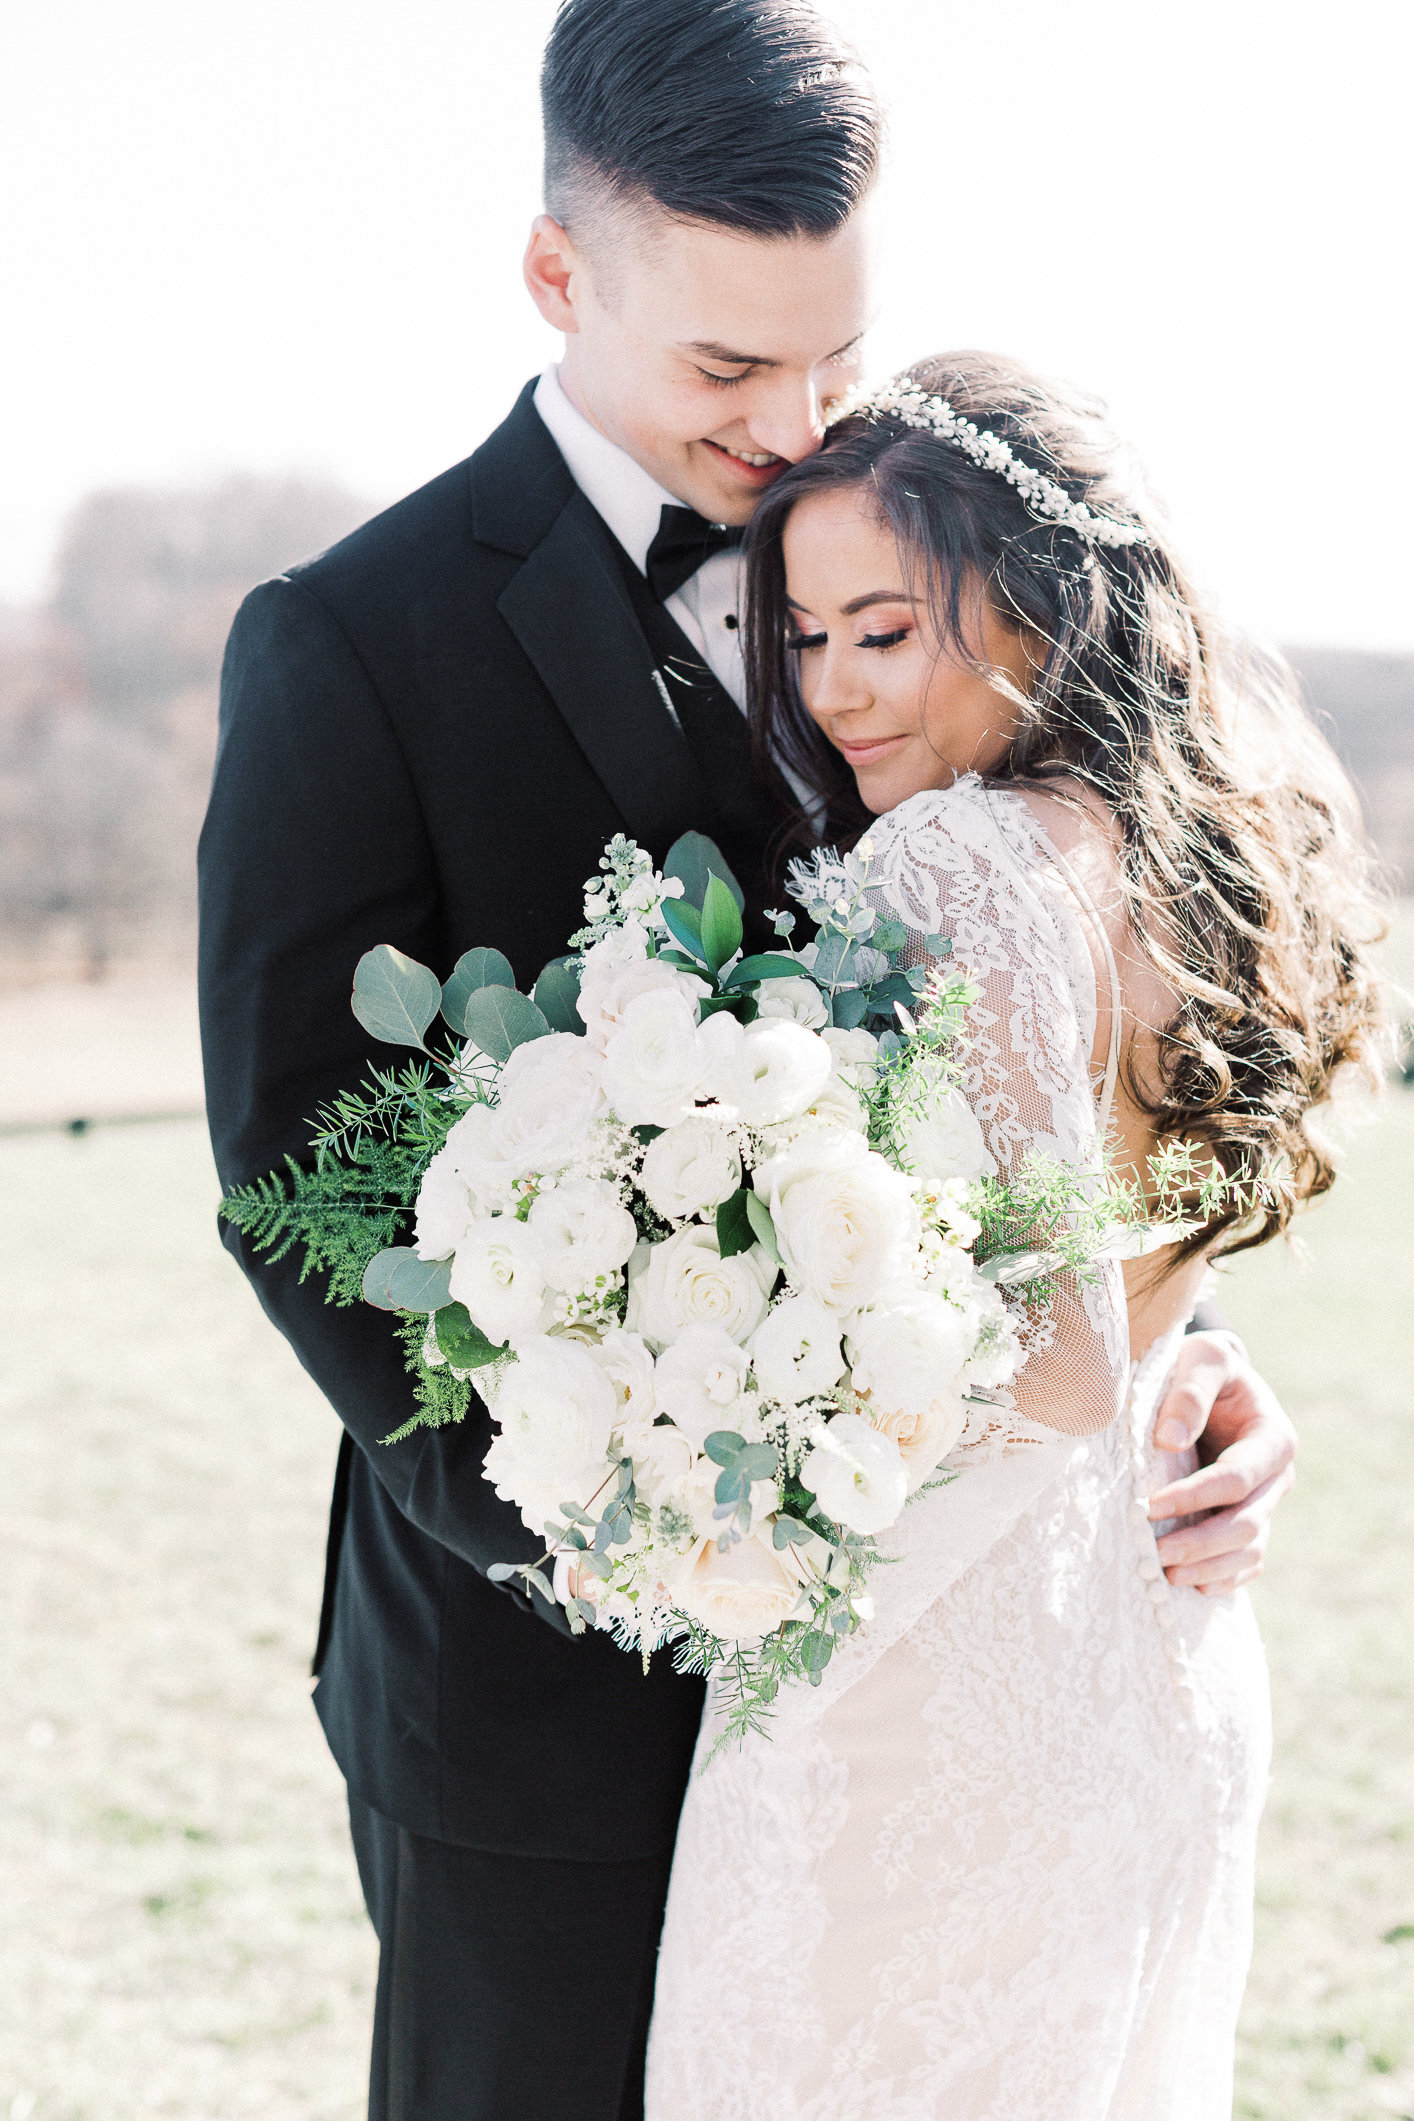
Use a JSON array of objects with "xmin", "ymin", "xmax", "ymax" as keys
[
  {"xmin": 701, "ymin": 438, "xmax": 789, "ymax": 488},
  {"xmin": 836, "ymin": 733, "xmax": 909, "ymax": 767}
]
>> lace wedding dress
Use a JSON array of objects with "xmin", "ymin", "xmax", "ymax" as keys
[{"xmin": 645, "ymin": 777, "xmax": 1271, "ymax": 2121}]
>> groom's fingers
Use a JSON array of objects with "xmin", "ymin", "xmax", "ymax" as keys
[
  {"xmin": 1150, "ymin": 1330, "xmax": 1246, "ymax": 1452},
  {"xmin": 1150, "ymin": 1462, "xmax": 1295, "ymax": 1589}
]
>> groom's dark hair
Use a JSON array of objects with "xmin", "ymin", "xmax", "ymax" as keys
[{"xmin": 541, "ymin": 0, "xmax": 881, "ymax": 241}]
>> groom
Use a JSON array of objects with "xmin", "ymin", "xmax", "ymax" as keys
[{"xmin": 199, "ymin": 2, "xmax": 1296, "ymax": 2115}]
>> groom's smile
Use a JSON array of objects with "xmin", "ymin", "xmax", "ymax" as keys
[{"xmin": 525, "ymin": 197, "xmax": 879, "ymax": 525}]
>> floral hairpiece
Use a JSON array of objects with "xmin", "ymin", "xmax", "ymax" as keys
[{"xmin": 830, "ymin": 380, "xmax": 1148, "ymax": 549}]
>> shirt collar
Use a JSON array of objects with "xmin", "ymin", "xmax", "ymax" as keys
[{"xmin": 534, "ymin": 364, "xmax": 685, "ymax": 578}]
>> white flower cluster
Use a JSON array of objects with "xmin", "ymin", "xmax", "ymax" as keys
[
  {"xmin": 838, "ymin": 381, "xmax": 1149, "ymax": 550},
  {"xmin": 411, "ymin": 866, "xmax": 1023, "ymax": 1662}
]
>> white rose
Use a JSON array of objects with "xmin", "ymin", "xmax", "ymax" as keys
[
  {"xmin": 448, "ymin": 1216, "xmax": 553, "ymax": 1346},
  {"xmin": 821, "ymin": 1025, "xmax": 882, "ymax": 1088},
  {"xmin": 867, "ymin": 1392, "xmax": 968, "ymax": 1492},
  {"xmin": 847, "ymin": 1291, "xmax": 971, "ymax": 1417},
  {"xmin": 753, "ymin": 976, "xmax": 829, "ymax": 1032},
  {"xmin": 577, "ymin": 950, "xmax": 708, "ymax": 1056},
  {"xmin": 625, "ymin": 1225, "xmax": 776, "ymax": 1349},
  {"xmin": 525, "ymin": 1177, "xmax": 637, "ymax": 1291},
  {"xmin": 639, "ymin": 1115, "xmax": 742, "ymax": 1222},
  {"xmin": 412, "ymin": 1144, "xmax": 480, "ymax": 1260},
  {"xmin": 897, "ymin": 1082, "xmax": 996, "ymax": 1185},
  {"xmin": 721, "ymin": 1018, "xmax": 833, "ymax": 1128},
  {"xmin": 664, "ymin": 1522, "xmax": 811, "ymax": 1643},
  {"xmin": 482, "ymin": 1335, "xmax": 619, "ymax": 1532},
  {"xmin": 600, "ymin": 986, "xmax": 714, "ymax": 1128},
  {"xmin": 800, "ymin": 1410, "xmax": 908, "ymax": 1534},
  {"xmin": 653, "ymin": 1323, "xmax": 754, "ymax": 1451},
  {"xmin": 748, "ymin": 1295, "xmax": 845, "ymax": 1405},
  {"xmin": 455, "ymin": 1038, "xmax": 606, "ymax": 1204},
  {"xmin": 755, "ymin": 1132, "xmax": 919, "ymax": 1315},
  {"xmin": 587, "ymin": 1326, "xmax": 657, "ymax": 1426},
  {"xmin": 756, "ymin": 1073, "xmax": 867, "ymax": 1153}
]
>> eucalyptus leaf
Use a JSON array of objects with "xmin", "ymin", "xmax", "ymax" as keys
[
  {"xmin": 704, "ymin": 1430, "xmax": 747, "ymax": 1467},
  {"xmin": 663, "ymin": 830, "xmax": 745, "ymax": 913},
  {"xmin": 744, "ymin": 1193, "xmax": 782, "ymax": 1265},
  {"xmin": 812, "ymin": 933, "xmax": 855, "ymax": 987},
  {"xmin": 570, "ymin": 1597, "xmax": 598, "ymax": 1627},
  {"xmin": 486, "ymin": 1562, "xmax": 520, "ymax": 1583},
  {"xmin": 434, "ymin": 1300, "xmax": 508, "ymax": 1368},
  {"xmin": 441, "ymin": 947, "xmax": 515, "ymax": 1033},
  {"xmin": 715, "ymin": 1467, "xmax": 747, "ymax": 1506},
  {"xmin": 872, "ymin": 918, "xmax": 908, "ymax": 954},
  {"xmin": 524, "ymin": 1566, "xmax": 557, "ymax": 1607},
  {"xmin": 832, "ymin": 987, "xmax": 869, "ymax": 1029},
  {"xmin": 715, "ymin": 1188, "xmax": 755, "ymax": 1260},
  {"xmin": 736, "ymin": 1442, "xmax": 779, "ymax": 1483},
  {"xmin": 460, "ymin": 984, "xmax": 550, "ymax": 1062},
  {"xmin": 699, "ymin": 873, "xmax": 743, "ymax": 974},
  {"xmin": 362, "ymin": 1247, "xmax": 454, "ymax": 1313},
  {"xmin": 923, "ymin": 932, "xmax": 952, "ymax": 955},
  {"xmin": 533, "ymin": 955, "xmax": 584, "ymax": 1035},
  {"xmin": 352, "ymin": 945, "xmax": 442, "ymax": 1050}
]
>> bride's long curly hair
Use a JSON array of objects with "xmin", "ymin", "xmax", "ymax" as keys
[{"xmin": 745, "ymin": 351, "xmax": 1389, "ymax": 1256}]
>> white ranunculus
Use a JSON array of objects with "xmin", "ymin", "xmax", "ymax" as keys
[
  {"xmin": 721, "ymin": 1018, "xmax": 833, "ymax": 1128},
  {"xmin": 639, "ymin": 1115, "xmax": 742, "ymax": 1222},
  {"xmin": 618, "ymin": 1415, "xmax": 697, "ymax": 1510},
  {"xmin": 455, "ymin": 1036, "xmax": 607, "ymax": 1203},
  {"xmin": 756, "ymin": 1073, "xmax": 867, "ymax": 1154},
  {"xmin": 748, "ymin": 1295, "xmax": 846, "ymax": 1406},
  {"xmin": 413, "ymin": 1144, "xmax": 480, "ymax": 1261},
  {"xmin": 665, "ymin": 1522, "xmax": 811, "ymax": 1643},
  {"xmin": 800, "ymin": 1410, "xmax": 908, "ymax": 1534},
  {"xmin": 847, "ymin": 1290, "xmax": 971, "ymax": 1418},
  {"xmin": 482, "ymin": 1335, "xmax": 619, "ymax": 1532},
  {"xmin": 587, "ymin": 1326, "xmax": 657, "ymax": 1426},
  {"xmin": 600, "ymin": 986, "xmax": 713, "ymax": 1128},
  {"xmin": 897, "ymin": 1082, "xmax": 996, "ymax": 1186},
  {"xmin": 867, "ymin": 1392, "xmax": 968, "ymax": 1492},
  {"xmin": 525, "ymin": 1177, "xmax": 637, "ymax": 1291},
  {"xmin": 653, "ymin": 1323, "xmax": 754, "ymax": 1451},
  {"xmin": 448, "ymin": 1216, "xmax": 553, "ymax": 1347},
  {"xmin": 753, "ymin": 976, "xmax": 830, "ymax": 1032},
  {"xmin": 625, "ymin": 1225, "xmax": 777, "ymax": 1350},
  {"xmin": 577, "ymin": 949, "xmax": 708, "ymax": 1055},
  {"xmin": 755, "ymin": 1132, "xmax": 919, "ymax": 1315},
  {"xmin": 821, "ymin": 1025, "xmax": 882, "ymax": 1088}
]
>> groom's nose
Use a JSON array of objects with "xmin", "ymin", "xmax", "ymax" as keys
[{"xmin": 745, "ymin": 372, "xmax": 831, "ymax": 463}]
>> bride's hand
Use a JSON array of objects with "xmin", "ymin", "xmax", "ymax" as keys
[{"xmin": 1144, "ymin": 1332, "xmax": 1297, "ymax": 1594}]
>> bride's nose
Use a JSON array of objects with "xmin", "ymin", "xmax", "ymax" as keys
[{"xmin": 805, "ymin": 642, "xmax": 871, "ymax": 722}]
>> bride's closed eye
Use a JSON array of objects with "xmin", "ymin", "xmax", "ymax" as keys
[{"xmin": 785, "ymin": 627, "xmax": 912, "ymax": 653}]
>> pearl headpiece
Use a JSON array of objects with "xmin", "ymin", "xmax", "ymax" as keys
[{"xmin": 832, "ymin": 380, "xmax": 1148, "ymax": 550}]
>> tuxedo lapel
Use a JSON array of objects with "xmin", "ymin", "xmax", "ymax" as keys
[{"xmin": 496, "ymin": 489, "xmax": 705, "ymax": 852}]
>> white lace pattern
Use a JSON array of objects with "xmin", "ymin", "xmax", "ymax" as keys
[{"xmin": 645, "ymin": 779, "xmax": 1270, "ymax": 2121}]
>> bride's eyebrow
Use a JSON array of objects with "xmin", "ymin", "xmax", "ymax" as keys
[{"xmin": 841, "ymin": 590, "xmax": 914, "ymax": 615}]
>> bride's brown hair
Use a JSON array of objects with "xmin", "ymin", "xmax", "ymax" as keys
[{"xmin": 745, "ymin": 351, "xmax": 1389, "ymax": 1257}]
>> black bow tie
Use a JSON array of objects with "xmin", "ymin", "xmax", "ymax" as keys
[{"xmin": 645, "ymin": 505, "xmax": 744, "ymax": 603}]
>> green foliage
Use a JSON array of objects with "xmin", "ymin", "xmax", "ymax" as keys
[
  {"xmin": 715, "ymin": 1188, "xmax": 755, "ymax": 1259},
  {"xmin": 379, "ymin": 1314, "xmax": 475, "ymax": 1441},
  {"xmin": 219, "ymin": 1138, "xmax": 425, "ymax": 1306},
  {"xmin": 663, "ymin": 830, "xmax": 745, "ymax": 913},
  {"xmin": 441, "ymin": 947, "xmax": 515, "ymax": 1032},
  {"xmin": 699, "ymin": 872, "xmax": 743, "ymax": 973},
  {"xmin": 351, "ymin": 944, "xmax": 442, "ymax": 1050}
]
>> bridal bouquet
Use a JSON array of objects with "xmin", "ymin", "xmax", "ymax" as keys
[{"xmin": 224, "ymin": 831, "xmax": 1154, "ymax": 1738}]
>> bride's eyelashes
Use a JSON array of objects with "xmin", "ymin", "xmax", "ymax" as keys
[{"xmin": 785, "ymin": 627, "xmax": 912, "ymax": 653}]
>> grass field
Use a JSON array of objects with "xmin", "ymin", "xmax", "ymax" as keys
[{"xmin": 1, "ymin": 1090, "xmax": 1412, "ymax": 2117}]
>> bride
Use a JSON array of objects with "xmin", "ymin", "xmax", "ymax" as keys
[{"xmin": 644, "ymin": 355, "xmax": 1386, "ymax": 2119}]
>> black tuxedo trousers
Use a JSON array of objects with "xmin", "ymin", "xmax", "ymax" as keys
[{"xmin": 199, "ymin": 382, "xmax": 781, "ymax": 2116}]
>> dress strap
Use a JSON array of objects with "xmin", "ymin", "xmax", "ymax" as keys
[{"xmin": 1041, "ymin": 838, "xmax": 1123, "ymax": 1141}]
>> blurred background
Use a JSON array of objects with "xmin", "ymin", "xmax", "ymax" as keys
[{"xmin": 2, "ymin": 2, "xmax": 1411, "ymax": 2116}]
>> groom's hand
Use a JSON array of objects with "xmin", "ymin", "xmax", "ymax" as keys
[{"xmin": 1145, "ymin": 1332, "xmax": 1297, "ymax": 1595}]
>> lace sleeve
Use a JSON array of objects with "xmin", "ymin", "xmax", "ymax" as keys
[{"xmin": 867, "ymin": 777, "xmax": 1128, "ymax": 1437}]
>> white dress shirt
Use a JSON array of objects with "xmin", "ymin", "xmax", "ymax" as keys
[{"xmin": 533, "ymin": 365, "xmax": 747, "ymax": 713}]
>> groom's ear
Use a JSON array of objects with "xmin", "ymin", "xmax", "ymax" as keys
[{"xmin": 523, "ymin": 214, "xmax": 584, "ymax": 334}]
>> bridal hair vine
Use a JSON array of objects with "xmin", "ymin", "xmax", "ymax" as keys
[{"xmin": 830, "ymin": 381, "xmax": 1149, "ymax": 550}]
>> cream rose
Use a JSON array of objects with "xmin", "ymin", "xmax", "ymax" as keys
[
  {"xmin": 753, "ymin": 976, "xmax": 829, "ymax": 1032},
  {"xmin": 448, "ymin": 1216, "xmax": 553, "ymax": 1347},
  {"xmin": 754, "ymin": 1132, "xmax": 919, "ymax": 1315},
  {"xmin": 525, "ymin": 1176, "xmax": 637, "ymax": 1291},
  {"xmin": 625, "ymin": 1226, "xmax": 776, "ymax": 1349},
  {"xmin": 653, "ymin": 1323, "xmax": 755, "ymax": 1451},
  {"xmin": 639, "ymin": 1115, "xmax": 742, "ymax": 1222},
  {"xmin": 664, "ymin": 1522, "xmax": 811, "ymax": 1643},
  {"xmin": 800, "ymin": 1411, "xmax": 908, "ymax": 1535},
  {"xmin": 846, "ymin": 1290, "xmax": 971, "ymax": 1417},
  {"xmin": 483, "ymin": 1335, "xmax": 619, "ymax": 1532},
  {"xmin": 747, "ymin": 1295, "xmax": 845, "ymax": 1406},
  {"xmin": 867, "ymin": 1391, "xmax": 968, "ymax": 1492}
]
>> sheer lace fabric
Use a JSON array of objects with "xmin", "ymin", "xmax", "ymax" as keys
[{"xmin": 645, "ymin": 779, "xmax": 1270, "ymax": 2121}]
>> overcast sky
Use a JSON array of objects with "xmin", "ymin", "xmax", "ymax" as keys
[{"xmin": 3, "ymin": 0, "xmax": 1411, "ymax": 648}]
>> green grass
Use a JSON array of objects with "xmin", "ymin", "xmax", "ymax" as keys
[{"xmin": 1224, "ymin": 1088, "xmax": 1414, "ymax": 2119}]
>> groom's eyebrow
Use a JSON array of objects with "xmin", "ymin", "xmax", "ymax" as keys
[{"xmin": 680, "ymin": 329, "xmax": 868, "ymax": 368}]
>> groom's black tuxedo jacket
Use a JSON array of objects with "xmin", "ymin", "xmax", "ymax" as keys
[{"xmin": 200, "ymin": 382, "xmax": 780, "ymax": 1861}]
